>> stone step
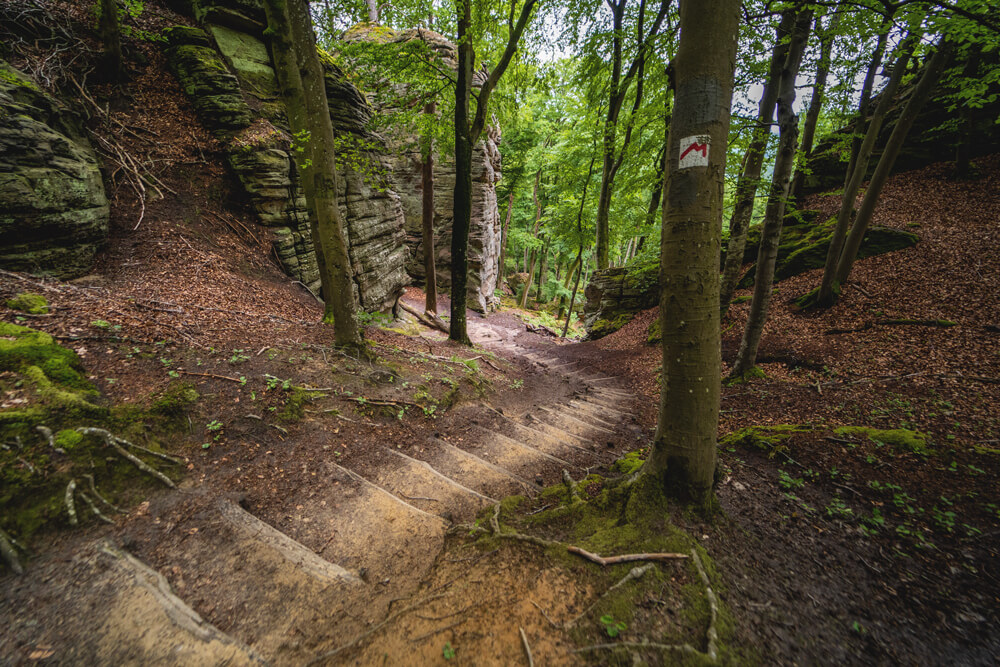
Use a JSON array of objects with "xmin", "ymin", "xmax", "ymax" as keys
[
  {"xmin": 444, "ymin": 428, "xmax": 570, "ymax": 481},
  {"xmin": 472, "ymin": 425, "xmax": 581, "ymax": 470},
  {"xmin": 349, "ymin": 447, "xmax": 495, "ymax": 521},
  {"xmin": 412, "ymin": 436, "xmax": 538, "ymax": 498},
  {"xmin": 520, "ymin": 412, "xmax": 595, "ymax": 449},
  {"xmin": 72, "ymin": 540, "xmax": 264, "ymax": 666},
  {"xmin": 564, "ymin": 399, "xmax": 625, "ymax": 427},
  {"xmin": 139, "ymin": 498, "xmax": 366, "ymax": 662},
  {"xmin": 497, "ymin": 417, "xmax": 598, "ymax": 459},
  {"xmin": 536, "ymin": 404, "xmax": 615, "ymax": 439}
]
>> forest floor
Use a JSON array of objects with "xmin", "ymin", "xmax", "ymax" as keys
[{"xmin": 1, "ymin": 1, "xmax": 999, "ymax": 661}]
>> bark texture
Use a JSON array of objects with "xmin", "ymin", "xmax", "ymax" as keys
[{"xmin": 641, "ymin": 0, "xmax": 740, "ymax": 506}]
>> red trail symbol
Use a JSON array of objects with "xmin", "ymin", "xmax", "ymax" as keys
[{"xmin": 680, "ymin": 141, "xmax": 708, "ymax": 161}]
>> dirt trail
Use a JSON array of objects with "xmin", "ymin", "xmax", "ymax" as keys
[{"xmin": 0, "ymin": 310, "xmax": 641, "ymax": 665}]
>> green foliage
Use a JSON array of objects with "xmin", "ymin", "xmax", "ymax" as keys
[{"xmin": 833, "ymin": 426, "xmax": 935, "ymax": 456}]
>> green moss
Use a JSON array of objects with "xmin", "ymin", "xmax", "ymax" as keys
[
  {"xmin": 53, "ymin": 429, "xmax": 84, "ymax": 451},
  {"xmin": 278, "ymin": 387, "xmax": 325, "ymax": 422},
  {"xmin": 612, "ymin": 450, "xmax": 646, "ymax": 476},
  {"xmin": 6, "ymin": 293, "xmax": 48, "ymax": 314},
  {"xmin": 646, "ymin": 318, "xmax": 661, "ymax": 345},
  {"xmin": 150, "ymin": 381, "xmax": 199, "ymax": 416},
  {"xmin": 0, "ymin": 322, "xmax": 92, "ymax": 390},
  {"xmin": 0, "ymin": 62, "xmax": 40, "ymax": 91},
  {"xmin": 724, "ymin": 366, "xmax": 767, "ymax": 385},
  {"xmin": 719, "ymin": 424, "xmax": 813, "ymax": 457},
  {"xmin": 589, "ymin": 313, "xmax": 635, "ymax": 339},
  {"xmin": 834, "ymin": 426, "xmax": 934, "ymax": 456}
]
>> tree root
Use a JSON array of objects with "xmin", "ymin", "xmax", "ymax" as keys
[
  {"xmin": 36, "ymin": 425, "xmax": 64, "ymax": 454},
  {"xmin": 84, "ymin": 474, "xmax": 123, "ymax": 513},
  {"xmin": 566, "ymin": 564, "xmax": 655, "ymax": 628},
  {"xmin": 65, "ymin": 479, "xmax": 79, "ymax": 526},
  {"xmin": 305, "ymin": 591, "xmax": 448, "ymax": 664},
  {"xmin": 562, "ymin": 469, "xmax": 581, "ymax": 503},
  {"xmin": 78, "ymin": 491, "xmax": 114, "ymax": 524},
  {"xmin": 520, "ymin": 626, "xmax": 535, "ymax": 667},
  {"xmin": 76, "ymin": 427, "xmax": 176, "ymax": 488},
  {"xmin": 0, "ymin": 527, "xmax": 24, "ymax": 575}
]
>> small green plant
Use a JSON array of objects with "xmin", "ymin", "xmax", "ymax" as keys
[
  {"xmin": 825, "ymin": 496, "xmax": 853, "ymax": 519},
  {"xmin": 777, "ymin": 469, "xmax": 804, "ymax": 490},
  {"xmin": 600, "ymin": 614, "xmax": 627, "ymax": 638},
  {"xmin": 442, "ymin": 642, "xmax": 455, "ymax": 660},
  {"xmin": 229, "ymin": 349, "xmax": 250, "ymax": 364},
  {"xmin": 206, "ymin": 419, "xmax": 224, "ymax": 442},
  {"xmin": 510, "ymin": 379, "xmax": 524, "ymax": 390}
]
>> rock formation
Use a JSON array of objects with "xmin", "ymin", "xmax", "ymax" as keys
[
  {"xmin": 342, "ymin": 25, "xmax": 503, "ymax": 313},
  {"xmin": 0, "ymin": 61, "xmax": 109, "ymax": 278},
  {"xmin": 164, "ymin": 3, "xmax": 408, "ymax": 312}
]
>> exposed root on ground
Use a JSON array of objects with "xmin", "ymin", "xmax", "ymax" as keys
[
  {"xmin": 0, "ymin": 527, "xmax": 24, "ymax": 575},
  {"xmin": 76, "ymin": 427, "xmax": 177, "ymax": 488}
]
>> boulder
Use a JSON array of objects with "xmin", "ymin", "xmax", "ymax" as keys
[{"xmin": 0, "ymin": 61, "xmax": 109, "ymax": 278}]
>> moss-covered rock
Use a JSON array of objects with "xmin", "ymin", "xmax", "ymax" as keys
[
  {"xmin": 0, "ymin": 327, "xmax": 192, "ymax": 550},
  {"xmin": 0, "ymin": 60, "xmax": 109, "ymax": 279},
  {"xmin": 736, "ymin": 214, "xmax": 919, "ymax": 288},
  {"xmin": 719, "ymin": 424, "xmax": 813, "ymax": 456},
  {"xmin": 834, "ymin": 426, "xmax": 934, "ymax": 456},
  {"xmin": 6, "ymin": 293, "xmax": 48, "ymax": 314},
  {"xmin": 582, "ymin": 257, "xmax": 659, "ymax": 339}
]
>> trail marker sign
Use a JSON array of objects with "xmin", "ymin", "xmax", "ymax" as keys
[{"xmin": 678, "ymin": 135, "xmax": 710, "ymax": 169}]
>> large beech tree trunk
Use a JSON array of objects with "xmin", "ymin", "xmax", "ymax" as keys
[
  {"xmin": 843, "ymin": 16, "xmax": 891, "ymax": 192},
  {"xmin": 835, "ymin": 40, "xmax": 953, "ymax": 284},
  {"xmin": 718, "ymin": 9, "xmax": 797, "ymax": 312},
  {"xmin": 815, "ymin": 31, "xmax": 918, "ymax": 305},
  {"xmin": 99, "ymin": 0, "xmax": 124, "ymax": 83},
  {"xmin": 638, "ymin": 0, "xmax": 740, "ymax": 507},
  {"xmin": 728, "ymin": 8, "xmax": 813, "ymax": 380},
  {"xmin": 264, "ymin": 0, "xmax": 363, "ymax": 351}
]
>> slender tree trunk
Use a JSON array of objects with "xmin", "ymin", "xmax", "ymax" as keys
[
  {"xmin": 518, "ymin": 169, "xmax": 544, "ymax": 309},
  {"xmin": 843, "ymin": 16, "xmax": 891, "ymax": 191},
  {"xmin": 789, "ymin": 10, "xmax": 840, "ymax": 201},
  {"xmin": 835, "ymin": 40, "xmax": 953, "ymax": 284},
  {"xmin": 562, "ymin": 246, "xmax": 584, "ymax": 337},
  {"xmin": 953, "ymin": 46, "xmax": 981, "ymax": 179},
  {"xmin": 535, "ymin": 237, "xmax": 550, "ymax": 301},
  {"xmin": 815, "ymin": 31, "xmax": 918, "ymax": 305},
  {"xmin": 638, "ymin": 0, "xmax": 740, "ymax": 508},
  {"xmin": 365, "ymin": 0, "xmax": 379, "ymax": 22},
  {"xmin": 519, "ymin": 249, "xmax": 537, "ymax": 308},
  {"xmin": 450, "ymin": 0, "xmax": 474, "ymax": 344},
  {"xmin": 718, "ymin": 9, "xmax": 797, "ymax": 312},
  {"xmin": 498, "ymin": 189, "xmax": 515, "ymax": 283},
  {"xmin": 557, "ymin": 253, "xmax": 581, "ymax": 319},
  {"xmin": 265, "ymin": 0, "xmax": 363, "ymax": 350},
  {"xmin": 99, "ymin": 0, "xmax": 124, "ymax": 83},
  {"xmin": 729, "ymin": 8, "xmax": 812, "ymax": 380},
  {"xmin": 422, "ymin": 102, "xmax": 438, "ymax": 314}
]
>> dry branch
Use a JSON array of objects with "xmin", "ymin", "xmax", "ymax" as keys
[
  {"xmin": 520, "ymin": 627, "xmax": 534, "ymax": 667},
  {"xmin": 566, "ymin": 545, "xmax": 688, "ymax": 566},
  {"xmin": 398, "ymin": 299, "xmax": 449, "ymax": 333}
]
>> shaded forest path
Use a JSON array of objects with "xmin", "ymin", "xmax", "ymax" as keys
[{"xmin": 1, "ymin": 306, "xmax": 647, "ymax": 665}]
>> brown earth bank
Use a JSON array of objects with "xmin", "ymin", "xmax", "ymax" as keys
[{"xmin": 581, "ymin": 153, "xmax": 1000, "ymax": 664}]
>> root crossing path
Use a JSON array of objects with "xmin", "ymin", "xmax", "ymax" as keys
[{"xmin": 1, "ymin": 315, "xmax": 642, "ymax": 665}]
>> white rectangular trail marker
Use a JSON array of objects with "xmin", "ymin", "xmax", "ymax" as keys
[{"xmin": 679, "ymin": 135, "xmax": 710, "ymax": 169}]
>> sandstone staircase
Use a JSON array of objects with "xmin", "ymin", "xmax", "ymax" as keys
[{"xmin": 2, "ymin": 324, "xmax": 636, "ymax": 665}]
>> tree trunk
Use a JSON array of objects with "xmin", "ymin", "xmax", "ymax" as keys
[
  {"xmin": 562, "ymin": 246, "xmax": 584, "ymax": 337},
  {"xmin": 518, "ymin": 168, "xmax": 544, "ymax": 309},
  {"xmin": 557, "ymin": 253, "xmax": 581, "ymax": 319},
  {"xmin": 789, "ymin": 10, "xmax": 840, "ymax": 201},
  {"xmin": 728, "ymin": 8, "xmax": 812, "ymax": 380},
  {"xmin": 365, "ymin": 0, "xmax": 379, "ymax": 22},
  {"xmin": 422, "ymin": 102, "xmax": 438, "ymax": 314},
  {"xmin": 815, "ymin": 31, "xmax": 918, "ymax": 305},
  {"xmin": 953, "ymin": 46, "xmax": 981, "ymax": 179},
  {"xmin": 639, "ymin": 0, "xmax": 740, "ymax": 508},
  {"xmin": 535, "ymin": 236, "xmax": 550, "ymax": 301},
  {"xmin": 843, "ymin": 17, "xmax": 891, "ymax": 192},
  {"xmin": 498, "ymin": 189, "xmax": 514, "ymax": 283},
  {"xmin": 718, "ymin": 9, "xmax": 798, "ymax": 312},
  {"xmin": 99, "ymin": 0, "xmax": 124, "ymax": 83},
  {"xmin": 835, "ymin": 40, "xmax": 953, "ymax": 284},
  {"xmin": 265, "ymin": 0, "xmax": 363, "ymax": 351},
  {"xmin": 449, "ymin": 0, "xmax": 474, "ymax": 344}
]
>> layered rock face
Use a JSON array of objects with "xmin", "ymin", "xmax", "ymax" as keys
[
  {"xmin": 342, "ymin": 26, "xmax": 503, "ymax": 313},
  {"xmin": 164, "ymin": 3, "xmax": 408, "ymax": 312},
  {"xmin": 0, "ymin": 61, "xmax": 109, "ymax": 278}
]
